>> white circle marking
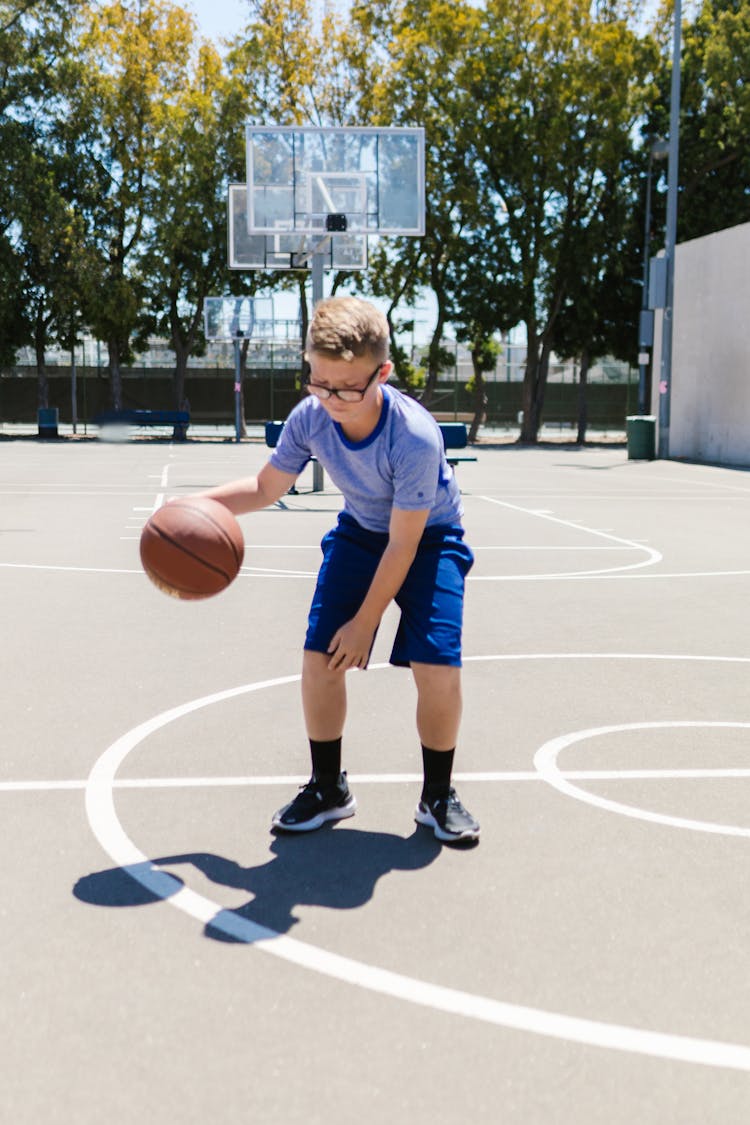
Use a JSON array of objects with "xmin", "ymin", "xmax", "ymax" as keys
[
  {"xmin": 84, "ymin": 655, "xmax": 750, "ymax": 1071},
  {"xmin": 533, "ymin": 721, "xmax": 750, "ymax": 837}
]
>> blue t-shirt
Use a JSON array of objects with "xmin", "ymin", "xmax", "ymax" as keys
[{"xmin": 269, "ymin": 384, "xmax": 464, "ymax": 533}]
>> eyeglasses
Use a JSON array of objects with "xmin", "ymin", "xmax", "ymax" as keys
[{"xmin": 305, "ymin": 363, "xmax": 382, "ymax": 403}]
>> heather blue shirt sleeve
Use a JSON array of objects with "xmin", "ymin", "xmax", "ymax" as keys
[
  {"xmin": 268, "ymin": 402, "xmax": 315, "ymax": 476},
  {"xmin": 389, "ymin": 424, "xmax": 442, "ymax": 510}
]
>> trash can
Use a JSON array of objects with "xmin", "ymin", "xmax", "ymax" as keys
[
  {"xmin": 626, "ymin": 415, "xmax": 656, "ymax": 460},
  {"xmin": 37, "ymin": 407, "xmax": 59, "ymax": 438}
]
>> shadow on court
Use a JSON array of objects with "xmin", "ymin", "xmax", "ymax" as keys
[{"xmin": 74, "ymin": 826, "xmax": 442, "ymax": 944}]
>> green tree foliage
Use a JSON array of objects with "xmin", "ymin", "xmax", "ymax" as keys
[
  {"xmin": 135, "ymin": 38, "xmax": 239, "ymax": 412},
  {"xmin": 70, "ymin": 0, "xmax": 201, "ymax": 408},
  {"xmin": 458, "ymin": 0, "xmax": 652, "ymax": 441},
  {"xmin": 358, "ymin": 0, "xmax": 481, "ymax": 403},
  {"xmin": 0, "ymin": 0, "xmax": 81, "ymax": 370},
  {"xmin": 677, "ymin": 0, "xmax": 750, "ymax": 239},
  {"xmin": 1, "ymin": 0, "xmax": 747, "ymax": 440}
]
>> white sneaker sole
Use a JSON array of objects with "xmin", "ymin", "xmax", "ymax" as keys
[
  {"xmin": 272, "ymin": 795, "xmax": 357, "ymax": 833},
  {"xmin": 415, "ymin": 803, "xmax": 480, "ymax": 842}
]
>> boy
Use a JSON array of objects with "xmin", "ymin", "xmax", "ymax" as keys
[{"xmin": 201, "ymin": 296, "xmax": 479, "ymax": 844}]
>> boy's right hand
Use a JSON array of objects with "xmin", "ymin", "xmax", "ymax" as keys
[{"xmin": 327, "ymin": 617, "xmax": 375, "ymax": 671}]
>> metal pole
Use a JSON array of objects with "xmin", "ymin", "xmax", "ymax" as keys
[
  {"xmin": 658, "ymin": 0, "xmax": 682, "ymax": 458},
  {"xmin": 312, "ymin": 253, "xmax": 324, "ymax": 306},
  {"xmin": 71, "ymin": 342, "xmax": 78, "ymax": 435},
  {"xmin": 638, "ymin": 151, "xmax": 654, "ymax": 415},
  {"xmin": 234, "ymin": 336, "xmax": 242, "ymax": 442}
]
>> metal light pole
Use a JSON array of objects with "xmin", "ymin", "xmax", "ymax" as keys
[
  {"xmin": 311, "ymin": 252, "xmax": 325, "ymax": 306},
  {"xmin": 658, "ymin": 0, "xmax": 683, "ymax": 458},
  {"xmin": 233, "ymin": 334, "xmax": 243, "ymax": 443},
  {"xmin": 638, "ymin": 139, "xmax": 669, "ymax": 415}
]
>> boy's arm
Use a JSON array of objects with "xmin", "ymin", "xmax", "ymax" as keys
[
  {"xmin": 327, "ymin": 506, "xmax": 430, "ymax": 671},
  {"xmin": 199, "ymin": 462, "xmax": 298, "ymax": 515}
]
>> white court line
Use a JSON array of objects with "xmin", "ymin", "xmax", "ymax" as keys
[
  {"xmin": 473, "ymin": 545, "xmax": 630, "ymax": 551},
  {"xmin": 534, "ymin": 722, "xmax": 750, "ymax": 839},
  {"xmin": 83, "ymin": 655, "xmax": 750, "ymax": 1072},
  {"xmin": 570, "ymin": 569, "xmax": 750, "ymax": 581},
  {"xmin": 0, "ymin": 562, "xmax": 142, "ymax": 574},
  {"xmin": 1, "ymin": 559, "xmax": 748, "ymax": 582},
  {"xmin": 241, "ymin": 566, "xmax": 317, "ymax": 577},
  {"xmin": 476, "ymin": 496, "xmax": 662, "ymax": 577},
  {"xmin": 469, "ymin": 569, "xmax": 750, "ymax": 582},
  {"xmin": 7, "ymin": 767, "xmax": 750, "ymax": 794}
]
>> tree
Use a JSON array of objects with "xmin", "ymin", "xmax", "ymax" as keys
[
  {"xmin": 460, "ymin": 0, "xmax": 652, "ymax": 441},
  {"xmin": 677, "ymin": 0, "xmax": 750, "ymax": 240},
  {"xmin": 136, "ymin": 34, "xmax": 242, "ymax": 415},
  {"xmin": 71, "ymin": 0, "xmax": 203, "ymax": 409},
  {"xmin": 0, "ymin": 0, "xmax": 84, "ymax": 373},
  {"xmin": 13, "ymin": 141, "xmax": 92, "ymax": 406},
  {"xmin": 360, "ymin": 0, "xmax": 483, "ymax": 405}
]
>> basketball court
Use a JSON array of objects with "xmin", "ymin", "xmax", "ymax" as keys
[{"xmin": 2, "ymin": 436, "xmax": 750, "ymax": 1123}]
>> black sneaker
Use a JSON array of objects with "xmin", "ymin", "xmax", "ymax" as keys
[
  {"xmin": 271, "ymin": 772, "xmax": 356, "ymax": 833},
  {"xmin": 415, "ymin": 788, "xmax": 480, "ymax": 843}
]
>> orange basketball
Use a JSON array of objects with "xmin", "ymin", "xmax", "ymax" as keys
[{"xmin": 140, "ymin": 497, "xmax": 244, "ymax": 600}]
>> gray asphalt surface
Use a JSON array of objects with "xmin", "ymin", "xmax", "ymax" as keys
[{"xmin": 2, "ymin": 435, "xmax": 750, "ymax": 1123}]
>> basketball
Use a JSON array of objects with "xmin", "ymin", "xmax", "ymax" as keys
[{"xmin": 140, "ymin": 497, "xmax": 245, "ymax": 600}]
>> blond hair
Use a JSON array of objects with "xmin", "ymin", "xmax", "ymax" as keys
[{"xmin": 305, "ymin": 296, "xmax": 390, "ymax": 363}]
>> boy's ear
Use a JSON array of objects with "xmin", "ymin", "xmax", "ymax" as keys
[{"xmin": 379, "ymin": 360, "xmax": 393, "ymax": 380}]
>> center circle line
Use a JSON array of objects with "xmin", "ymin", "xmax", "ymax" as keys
[{"xmin": 83, "ymin": 654, "xmax": 750, "ymax": 1071}]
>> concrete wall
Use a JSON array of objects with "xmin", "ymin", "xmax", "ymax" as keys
[{"xmin": 653, "ymin": 221, "xmax": 750, "ymax": 466}]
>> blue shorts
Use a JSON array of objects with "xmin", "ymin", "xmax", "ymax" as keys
[{"xmin": 304, "ymin": 512, "xmax": 474, "ymax": 667}]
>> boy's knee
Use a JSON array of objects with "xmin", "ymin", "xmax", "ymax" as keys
[
  {"xmin": 411, "ymin": 662, "xmax": 461, "ymax": 694},
  {"xmin": 303, "ymin": 649, "xmax": 346, "ymax": 684}
]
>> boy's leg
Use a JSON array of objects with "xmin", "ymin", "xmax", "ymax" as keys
[
  {"xmin": 272, "ymin": 517, "xmax": 384, "ymax": 834},
  {"xmin": 301, "ymin": 649, "xmax": 347, "ymax": 742},
  {"xmin": 411, "ymin": 662, "xmax": 462, "ymax": 749},
  {"xmin": 271, "ymin": 651, "xmax": 356, "ymax": 833},
  {"xmin": 411, "ymin": 661, "xmax": 480, "ymax": 843}
]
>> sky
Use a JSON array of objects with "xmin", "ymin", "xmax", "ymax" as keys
[{"xmin": 187, "ymin": 0, "xmax": 248, "ymax": 45}]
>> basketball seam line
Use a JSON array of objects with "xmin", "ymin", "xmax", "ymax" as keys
[
  {"xmin": 182, "ymin": 505, "xmax": 244, "ymax": 569},
  {"xmin": 148, "ymin": 525, "xmax": 234, "ymax": 584}
]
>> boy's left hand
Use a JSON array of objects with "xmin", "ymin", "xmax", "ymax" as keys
[{"xmin": 327, "ymin": 618, "xmax": 374, "ymax": 671}]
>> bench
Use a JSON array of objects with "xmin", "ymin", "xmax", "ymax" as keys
[
  {"xmin": 264, "ymin": 420, "xmax": 476, "ymax": 493},
  {"xmin": 95, "ymin": 409, "xmax": 190, "ymax": 440},
  {"xmin": 438, "ymin": 422, "xmax": 478, "ymax": 467}
]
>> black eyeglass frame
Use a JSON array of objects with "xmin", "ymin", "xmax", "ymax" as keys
[{"xmin": 304, "ymin": 362, "xmax": 383, "ymax": 403}]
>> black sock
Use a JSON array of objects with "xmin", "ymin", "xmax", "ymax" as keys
[
  {"xmin": 421, "ymin": 745, "xmax": 455, "ymax": 800},
  {"xmin": 310, "ymin": 737, "xmax": 342, "ymax": 783}
]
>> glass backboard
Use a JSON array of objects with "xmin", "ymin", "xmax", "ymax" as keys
[
  {"xmin": 227, "ymin": 184, "xmax": 367, "ymax": 271},
  {"xmin": 204, "ymin": 296, "xmax": 301, "ymax": 343},
  {"xmin": 245, "ymin": 127, "xmax": 425, "ymax": 237}
]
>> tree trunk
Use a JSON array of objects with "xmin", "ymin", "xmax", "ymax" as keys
[
  {"xmin": 531, "ymin": 338, "xmax": 553, "ymax": 435},
  {"xmin": 385, "ymin": 309, "xmax": 414, "ymax": 392},
  {"xmin": 419, "ymin": 307, "xmax": 446, "ymax": 409},
  {"xmin": 519, "ymin": 326, "xmax": 539, "ymax": 443},
  {"xmin": 34, "ymin": 307, "xmax": 49, "ymax": 410},
  {"xmin": 468, "ymin": 346, "xmax": 487, "ymax": 443},
  {"xmin": 172, "ymin": 341, "xmax": 189, "ymax": 412},
  {"xmin": 108, "ymin": 339, "xmax": 123, "ymax": 410},
  {"xmin": 519, "ymin": 293, "xmax": 563, "ymax": 443},
  {"xmin": 576, "ymin": 348, "xmax": 591, "ymax": 445}
]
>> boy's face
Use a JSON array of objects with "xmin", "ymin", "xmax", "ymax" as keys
[{"xmin": 305, "ymin": 354, "xmax": 392, "ymax": 422}]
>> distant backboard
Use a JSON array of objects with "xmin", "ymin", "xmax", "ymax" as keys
[
  {"xmin": 245, "ymin": 126, "xmax": 425, "ymax": 237},
  {"xmin": 227, "ymin": 185, "xmax": 367, "ymax": 271},
  {"xmin": 204, "ymin": 295, "xmax": 298, "ymax": 342}
]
